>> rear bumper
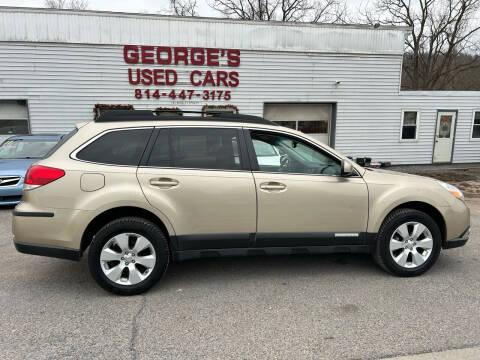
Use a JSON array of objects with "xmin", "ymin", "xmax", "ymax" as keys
[
  {"xmin": 14, "ymin": 240, "xmax": 80, "ymax": 260},
  {"xmin": 13, "ymin": 210, "xmax": 54, "ymax": 217},
  {"xmin": 12, "ymin": 205, "xmax": 90, "ymax": 253},
  {"xmin": 444, "ymin": 227, "xmax": 470, "ymax": 249}
]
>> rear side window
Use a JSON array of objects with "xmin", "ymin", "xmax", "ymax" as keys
[
  {"xmin": 76, "ymin": 128, "xmax": 151, "ymax": 166},
  {"xmin": 147, "ymin": 127, "xmax": 242, "ymax": 170}
]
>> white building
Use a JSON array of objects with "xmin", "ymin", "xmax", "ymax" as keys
[{"xmin": 0, "ymin": 6, "xmax": 479, "ymax": 164}]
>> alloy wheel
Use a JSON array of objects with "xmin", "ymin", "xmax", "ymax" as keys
[
  {"xmin": 100, "ymin": 232, "xmax": 156, "ymax": 285},
  {"xmin": 389, "ymin": 222, "xmax": 434, "ymax": 269}
]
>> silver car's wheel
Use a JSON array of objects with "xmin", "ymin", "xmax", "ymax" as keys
[
  {"xmin": 100, "ymin": 232, "xmax": 156, "ymax": 285},
  {"xmin": 389, "ymin": 222, "xmax": 434, "ymax": 269}
]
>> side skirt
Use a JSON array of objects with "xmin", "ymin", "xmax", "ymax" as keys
[{"xmin": 173, "ymin": 245, "xmax": 371, "ymax": 262}]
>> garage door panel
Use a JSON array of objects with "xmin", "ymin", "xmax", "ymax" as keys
[{"xmin": 264, "ymin": 103, "xmax": 332, "ymax": 145}]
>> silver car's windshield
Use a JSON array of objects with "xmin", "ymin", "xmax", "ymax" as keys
[{"xmin": 0, "ymin": 139, "xmax": 59, "ymax": 159}]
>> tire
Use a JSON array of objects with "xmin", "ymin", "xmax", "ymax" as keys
[
  {"xmin": 88, "ymin": 217, "xmax": 169, "ymax": 295},
  {"xmin": 373, "ymin": 208, "xmax": 442, "ymax": 277}
]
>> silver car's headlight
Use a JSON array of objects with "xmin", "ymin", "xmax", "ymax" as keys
[{"xmin": 437, "ymin": 181, "xmax": 464, "ymax": 202}]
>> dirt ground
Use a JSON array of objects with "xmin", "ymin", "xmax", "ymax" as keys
[{"xmin": 390, "ymin": 163, "xmax": 480, "ymax": 198}]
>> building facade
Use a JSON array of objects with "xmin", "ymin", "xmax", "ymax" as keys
[{"xmin": 0, "ymin": 7, "xmax": 479, "ymax": 164}]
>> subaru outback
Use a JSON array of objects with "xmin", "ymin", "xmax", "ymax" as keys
[{"xmin": 13, "ymin": 110, "xmax": 470, "ymax": 295}]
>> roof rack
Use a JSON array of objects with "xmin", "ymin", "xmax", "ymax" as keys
[{"xmin": 95, "ymin": 110, "xmax": 278, "ymax": 126}]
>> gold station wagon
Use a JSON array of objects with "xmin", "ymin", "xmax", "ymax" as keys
[{"xmin": 13, "ymin": 110, "xmax": 470, "ymax": 295}]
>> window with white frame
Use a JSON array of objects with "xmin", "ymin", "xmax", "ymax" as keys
[
  {"xmin": 401, "ymin": 111, "xmax": 418, "ymax": 140},
  {"xmin": 472, "ymin": 111, "xmax": 480, "ymax": 139}
]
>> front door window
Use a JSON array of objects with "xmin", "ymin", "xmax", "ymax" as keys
[{"xmin": 250, "ymin": 131, "xmax": 341, "ymax": 176}]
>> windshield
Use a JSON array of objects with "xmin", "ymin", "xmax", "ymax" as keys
[{"xmin": 0, "ymin": 139, "xmax": 59, "ymax": 159}]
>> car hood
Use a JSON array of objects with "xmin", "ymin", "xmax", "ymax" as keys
[
  {"xmin": 0, "ymin": 158, "xmax": 37, "ymax": 176},
  {"xmin": 362, "ymin": 168, "xmax": 439, "ymax": 186}
]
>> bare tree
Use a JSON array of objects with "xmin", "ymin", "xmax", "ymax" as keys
[
  {"xmin": 208, "ymin": 0, "xmax": 347, "ymax": 23},
  {"xmin": 361, "ymin": 0, "xmax": 480, "ymax": 90},
  {"xmin": 311, "ymin": 0, "xmax": 347, "ymax": 23},
  {"xmin": 45, "ymin": 0, "xmax": 89, "ymax": 10},
  {"xmin": 209, "ymin": 0, "xmax": 277, "ymax": 20},
  {"xmin": 169, "ymin": 0, "xmax": 198, "ymax": 16}
]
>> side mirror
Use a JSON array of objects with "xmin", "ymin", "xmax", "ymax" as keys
[{"xmin": 341, "ymin": 160, "xmax": 354, "ymax": 177}]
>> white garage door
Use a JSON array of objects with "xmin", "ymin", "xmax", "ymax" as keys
[
  {"xmin": 264, "ymin": 103, "xmax": 332, "ymax": 145},
  {"xmin": 0, "ymin": 100, "xmax": 29, "ymax": 142}
]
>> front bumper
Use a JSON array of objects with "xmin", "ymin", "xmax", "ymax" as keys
[
  {"xmin": 444, "ymin": 227, "xmax": 470, "ymax": 249},
  {"xmin": 0, "ymin": 181, "xmax": 23, "ymax": 205}
]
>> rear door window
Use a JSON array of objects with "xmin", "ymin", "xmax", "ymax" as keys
[
  {"xmin": 146, "ymin": 129, "xmax": 170, "ymax": 167},
  {"xmin": 76, "ymin": 128, "xmax": 152, "ymax": 166},
  {"xmin": 147, "ymin": 127, "xmax": 242, "ymax": 171}
]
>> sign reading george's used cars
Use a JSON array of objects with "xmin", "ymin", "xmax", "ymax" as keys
[{"xmin": 124, "ymin": 45, "xmax": 240, "ymax": 101}]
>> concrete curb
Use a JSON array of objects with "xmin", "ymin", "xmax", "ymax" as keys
[{"xmin": 382, "ymin": 346, "xmax": 480, "ymax": 360}]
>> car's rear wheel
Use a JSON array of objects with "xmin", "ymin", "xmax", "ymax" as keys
[
  {"xmin": 374, "ymin": 208, "xmax": 442, "ymax": 276},
  {"xmin": 88, "ymin": 217, "xmax": 169, "ymax": 295}
]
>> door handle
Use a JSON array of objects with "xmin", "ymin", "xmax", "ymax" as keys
[
  {"xmin": 150, "ymin": 177, "xmax": 179, "ymax": 189},
  {"xmin": 259, "ymin": 181, "xmax": 287, "ymax": 192}
]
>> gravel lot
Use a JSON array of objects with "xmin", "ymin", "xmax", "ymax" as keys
[
  {"xmin": 1, "ymin": 200, "xmax": 479, "ymax": 360},
  {"xmin": 391, "ymin": 163, "xmax": 480, "ymax": 198}
]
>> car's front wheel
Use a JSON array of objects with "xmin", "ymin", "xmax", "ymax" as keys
[
  {"xmin": 374, "ymin": 208, "xmax": 442, "ymax": 276},
  {"xmin": 88, "ymin": 217, "xmax": 169, "ymax": 295}
]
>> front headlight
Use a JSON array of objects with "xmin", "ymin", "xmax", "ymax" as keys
[{"xmin": 437, "ymin": 181, "xmax": 464, "ymax": 202}]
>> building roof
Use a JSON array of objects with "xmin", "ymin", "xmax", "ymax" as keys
[
  {"xmin": 0, "ymin": 6, "xmax": 408, "ymax": 55},
  {"xmin": 0, "ymin": 6, "xmax": 411, "ymax": 31}
]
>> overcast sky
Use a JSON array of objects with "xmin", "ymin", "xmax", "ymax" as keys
[{"xmin": 0, "ymin": 0, "xmax": 371, "ymax": 18}]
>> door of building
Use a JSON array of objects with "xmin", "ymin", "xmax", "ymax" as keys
[{"xmin": 433, "ymin": 111, "xmax": 456, "ymax": 163}]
